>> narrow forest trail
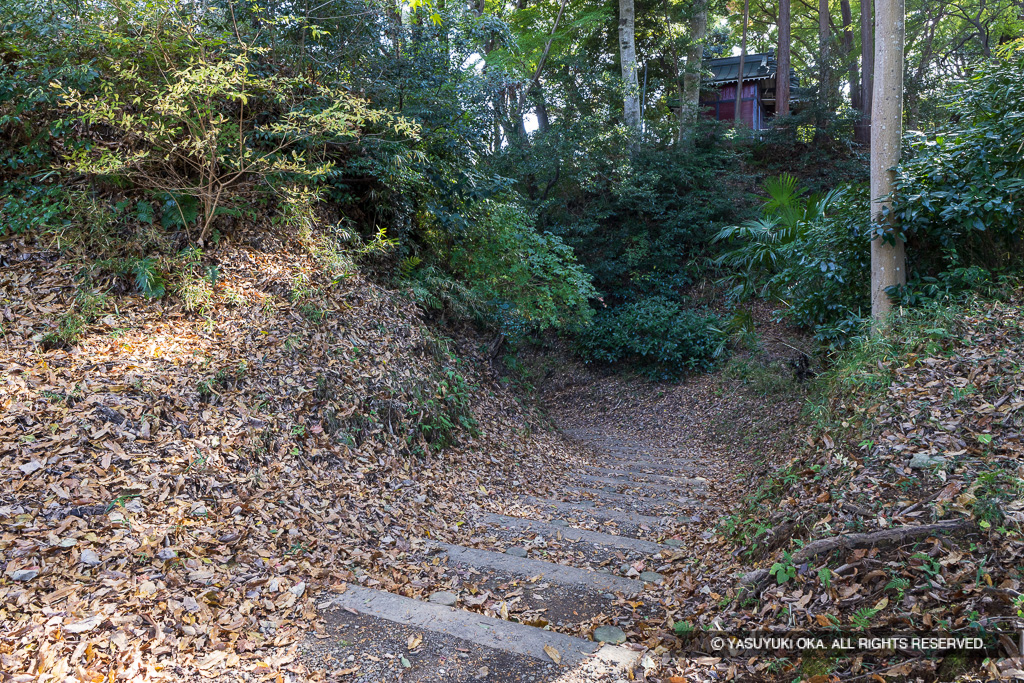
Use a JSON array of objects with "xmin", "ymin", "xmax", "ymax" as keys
[
  {"xmin": 299, "ymin": 357, "xmax": 799, "ymax": 682},
  {"xmin": 1, "ymin": 231, "xmax": 798, "ymax": 683}
]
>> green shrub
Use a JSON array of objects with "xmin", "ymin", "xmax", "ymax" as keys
[
  {"xmin": 489, "ymin": 117, "xmax": 748, "ymax": 306},
  {"xmin": 715, "ymin": 176, "xmax": 870, "ymax": 347},
  {"xmin": 54, "ymin": 23, "xmax": 416, "ymax": 244},
  {"xmin": 407, "ymin": 368, "xmax": 479, "ymax": 450},
  {"xmin": 576, "ymin": 296, "xmax": 725, "ymax": 379},
  {"xmin": 404, "ymin": 264, "xmax": 486, "ymax": 325},
  {"xmin": 42, "ymin": 288, "xmax": 109, "ymax": 347},
  {"xmin": 895, "ymin": 41, "xmax": 1024, "ymax": 274},
  {"xmin": 406, "ymin": 199, "xmax": 596, "ymax": 338},
  {"xmin": 450, "ymin": 201, "xmax": 596, "ymax": 336},
  {"xmin": 174, "ymin": 271, "xmax": 214, "ymax": 314},
  {"xmin": 0, "ymin": 182, "xmax": 71, "ymax": 235},
  {"xmin": 723, "ymin": 358, "xmax": 794, "ymax": 396}
]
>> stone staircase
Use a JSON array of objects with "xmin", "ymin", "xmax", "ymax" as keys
[{"xmin": 300, "ymin": 428, "xmax": 702, "ymax": 682}]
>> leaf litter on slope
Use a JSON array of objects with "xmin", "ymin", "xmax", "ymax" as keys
[{"xmin": 0, "ymin": 228, "xmax": 600, "ymax": 681}]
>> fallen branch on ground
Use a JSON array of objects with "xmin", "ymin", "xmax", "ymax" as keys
[{"xmin": 739, "ymin": 519, "xmax": 974, "ymax": 589}]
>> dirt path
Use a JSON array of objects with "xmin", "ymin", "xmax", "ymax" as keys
[
  {"xmin": 1, "ymin": 230, "xmax": 805, "ymax": 682},
  {"xmin": 298, "ymin": 355, "xmax": 805, "ymax": 682},
  {"xmin": 538, "ymin": 358, "xmax": 799, "ymax": 553}
]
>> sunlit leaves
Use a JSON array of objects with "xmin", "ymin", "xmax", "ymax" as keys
[{"xmin": 52, "ymin": 23, "xmax": 419, "ymax": 243}]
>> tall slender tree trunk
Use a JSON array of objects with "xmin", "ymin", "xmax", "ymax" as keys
[
  {"xmin": 681, "ymin": 1, "xmax": 708, "ymax": 141},
  {"xmin": 668, "ymin": 4, "xmax": 684, "ymax": 143},
  {"xmin": 391, "ymin": 0, "xmax": 403, "ymax": 110},
  {"xmin": 841, "ymin": 0, "xmax": 860, "ymax": 111},
  {"xmin": 869, "ymin": 0, "xmax": 905, "ymax": 323},
  {"xmin": 735, "ymin": 0, "xmax": 749, "ymax": 127},
  {"xmin": 510, "ymin": 0, "xmax": 567, "ymax": 144},
  {"xmin": 818, "ymin": 0, "xmax": 831, "ymax": 127},
  {"xmin": 858, "ymin": 0, "xmax": 874, "ymax": 143},
  {"xmin": 535, "ymin": 86, "xmax": 550, "ymax": 133},
  {"xmin": 619, "ymin": 0, "xmax": 641, "ymax": 131},
  {"xmin": 513, "ymin": 88, "xmax": 529, "ymax": 141},
  {"xmin": 298, "ymin": 0, "xmax": 309, "ymax": 72},
  {"xmin": 777, "ymin": 0, "xmax": 791, "ymax": 116}
]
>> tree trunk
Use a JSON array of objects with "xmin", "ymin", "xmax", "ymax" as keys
[
  {"xmin": 298, "ymin": 0, "xmax": 309, "ymax": 72},
  {"xmin": 669, "ymin": 7, "xmax": 684, "ymax": 143},
  {"xmin": 619, "ymin": 0, "xmax": 641, "ymax": 131},
  {"xmin": 511, "ymin": 0, "xmax": 567, "ymax": 143},
  {"xmin": 777, "ymin": 0, "xmax": 791, "ymax": 116},
  {"xmin": 534, "ymin": 85, "xmax": 550, "ymax": 133},
  {"xmin": 869, "ymin": 0, "xmax": 905, "ymax": 323},
  {"xmin": 858, "ymin": 0, "xmax": 874, "ymax": 143},
  {"xmin": 681, "ymin": 2, "xmax": 708, "ymax": 141},
  {"xmin": 841, "ymin": 0, "xmax": 860, "ymax": 112},
  {"xmin": 513, "ymin": 90, "xmax": 529, "ymax": 141},
  {"xmin": 735, "ymin": 0, "xmax": 749, "ymax": 127},
  {"xmin": 818, "ymin": 0, "xmax": 831, "ymax": 125},
  {"xmin": 392, "ymin": 0, "xmax": 402, "ymax": 62}
]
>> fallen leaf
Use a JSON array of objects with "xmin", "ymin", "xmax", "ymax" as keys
[
  {"xmin": 64, "ymin": 615, "xmax": 103, "ymax": 634},
  {"xmin": 331, "ymin": 667, "xmax": 359, "ymax": 676}
]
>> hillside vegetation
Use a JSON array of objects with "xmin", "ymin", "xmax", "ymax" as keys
[
  {"xmin": 0, "ymin": 225, "xmax": 586, "ymax": 680},
  {"xmin": 2, "ymin": 0, "xmax": 1024, "ymax": 681},
  {"xmin": 707, "ymin": 294, "xmax": 1024, "ymax": 680}
]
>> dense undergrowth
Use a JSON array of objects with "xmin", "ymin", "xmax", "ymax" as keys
[
  {"xmin": 715, "ymin": 289, "xmax": 1024, "ymax": 679},
  {"xmin": 3, "ymin": 0, "xmax": 1020, "ymax": 379},
  {"xmin": 715, "ymin": 41, "xmax": 1024, "ymax": 351},
  {"xmin": 0, "ymin": 215, "xmax": 603, "ymax": 680},
  {"xmin": 0, "ymin": 0, "xmax": 598, "ymax": 362}
]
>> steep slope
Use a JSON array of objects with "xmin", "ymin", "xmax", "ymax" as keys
[{"xmin": 0, "ymin": 223, "xmax": 603, "ymax": 680}]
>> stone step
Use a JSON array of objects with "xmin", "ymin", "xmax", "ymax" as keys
[
  {"xmin": 559, "ymin": 428, "xmax": 612, "ymax": 440},
  {"xmin": 303, "ymin": 606, "xmax": 563, "ymax": 681},
  {"xmin": 431, "ymin": 557, "xmax": 634, "ymax": 627},
  {"xmin": 578, "ymin": 474, "xmax": 706, "ymax": 493},
  {"xmin": 315, "ymin": 585, "xmax": 640, "ymax": 674},
  {"xmin": 587, "ymin": 465, "xmax": 701, "ymax": 486},
  {"xmin": 558, "ymin": 430, "xmax": 651, "ymax": 453},
  {"xmin": 563, "ymin": 486, "xmax": 695, "ymax": 511},
  {"xmin": 592, "ymin": 456, "xmax": 698, "ymax": 473},
  {"xmin": 429, "ymin": 542, "xmax": 644, "ymax": 596},
  {"xmin": 522, "ymin": 496, "xmax": 673, "ymax": 530},
  {"xmin": 477, "ymin": 512, "xmax": 666, "ymax": 555}
]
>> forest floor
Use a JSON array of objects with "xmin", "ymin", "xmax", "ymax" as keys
[
  {"xmin": 531, "ymin": 292, "xmax": 1024, "ymax": 682},
  {"xmin": 3, "ymin": 223, "xmax": 1024, "ymax": 683}
]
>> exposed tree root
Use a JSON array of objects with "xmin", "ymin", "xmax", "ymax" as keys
[{"xmin": 739, "ymin": 519, "xmax": 975, "ymax": 590}]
